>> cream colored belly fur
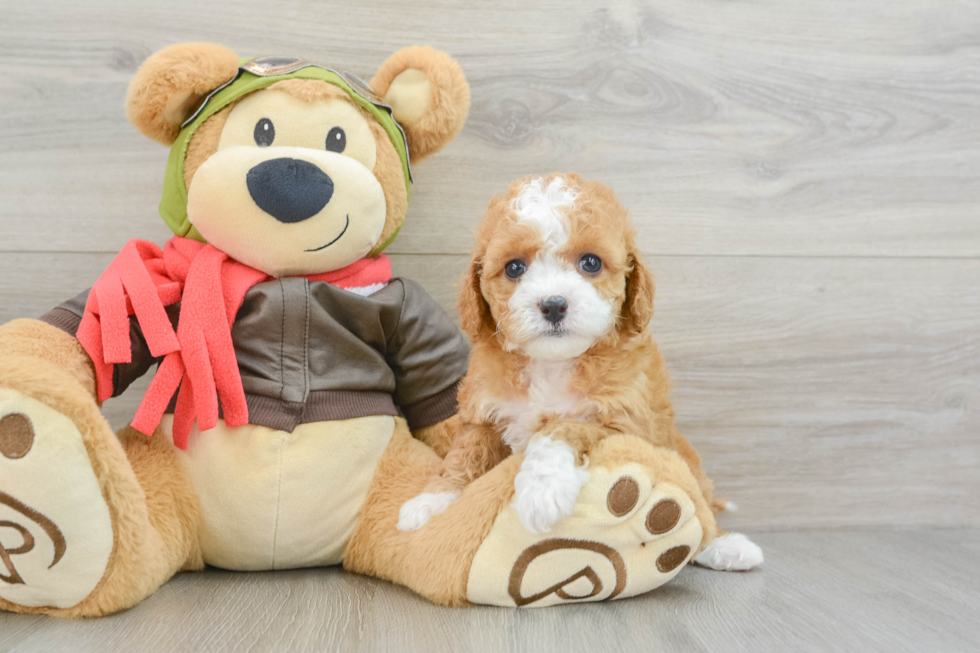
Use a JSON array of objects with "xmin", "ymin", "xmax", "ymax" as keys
[{"xmin": 159, "ymin": 414, "xmax": 395, "ymax": 571}]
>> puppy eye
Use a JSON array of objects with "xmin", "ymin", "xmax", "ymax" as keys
[
  {"xmin": 504, "ymin": 259, "xmax": 527, "ymax": 280},
  {"xmin": 325, "ymin": 127, "xmax": 346, "ymax": 153},
  {"xmin": 254, "ymin": 118, "xmax": 275, "ymax": 147},
  {"xmin": 579, "ymin": 254, "xmax": 602, "ymax": 274}
]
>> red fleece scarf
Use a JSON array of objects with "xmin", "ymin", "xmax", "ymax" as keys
[{"xmin": 76, "ymin": 237, "xmax": 392, "ymax": 448}]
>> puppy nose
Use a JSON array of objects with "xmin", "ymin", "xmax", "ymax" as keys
[
  {"xmin": 247, "ymin": 158, "xmax": 334, "ymax": 223},
  {"xmin": 539, "ymin": 296, "xmax": 568, "ymax": 324}
]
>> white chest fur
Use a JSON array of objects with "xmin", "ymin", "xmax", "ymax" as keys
[{"xmin": 482, "ymin": 359, "xmax": 592, "ymax": 454}]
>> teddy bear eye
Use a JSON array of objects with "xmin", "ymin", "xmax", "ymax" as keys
[
  {"xmin": 254, "ymin": 118, "xmax": 275, "ymax": 147},
  {"xmin": 505, "ymin": 259, "xmax": 527, "ymax": 280},
  {"xmin": 579, "ymin": 254, "xmax": 602, "ymax": 274},
  {"xmin": 325, "ymin": 127, "xmax": 346, "ymax": 153}
]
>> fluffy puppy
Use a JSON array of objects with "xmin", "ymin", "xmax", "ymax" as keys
[{"xmin": 399, "ymin": 173, "xmax": 762, "ymax": 571}]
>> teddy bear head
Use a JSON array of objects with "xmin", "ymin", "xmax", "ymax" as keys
[{"xmin": 125, "ymin": 42, "xmax": 469, "ymax": 277}]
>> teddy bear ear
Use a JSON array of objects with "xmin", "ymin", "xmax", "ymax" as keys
[
  {"xmin": 125, "ymin": 43, "xmax": 240, "ymax": 145},
  {"xmin": 370, "ymin": 46, "xmax": 470, "ymax": 163}
]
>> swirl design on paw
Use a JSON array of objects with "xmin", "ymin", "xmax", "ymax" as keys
[
  {"xmin": 0, "ymin": 491, "xmax": 66, "ymax": 586},
  {"xmin": 507, "ymin": 538, "xmax": 627, "ymax": 607}
]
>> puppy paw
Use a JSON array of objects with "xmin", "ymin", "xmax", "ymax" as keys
[
  {"xmin": 694, "ymin": 532, "xmax": 764, "ymax": 571},
  {"xmin": 397, "ymin": 491, "xmax": 460, "ymax": 532},
  {"xmin": 512, "ymin": 436, "xmax": 590, "ymax": 534}
]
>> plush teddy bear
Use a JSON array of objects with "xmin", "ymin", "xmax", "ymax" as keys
[{"xmin": 0, "ymin": 43, "xmax": 712, "ymax": 617}]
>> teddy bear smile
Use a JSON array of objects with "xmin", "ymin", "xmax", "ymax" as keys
[{"xmin": 304, "ymin": 214, "xmax": 350, "ymax": 252}]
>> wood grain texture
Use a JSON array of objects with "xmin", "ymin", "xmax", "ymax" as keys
[
  {"xmin": 0, "ymin": 0, "xmax": 978, "ymax": 256},
  {"xmin": 2, "ymin": 0, "xmax": 979, "ymax": 645},
  {"xmin": 1, "ymin": 530, "xmax": 978, "ymax": 652},
  {"xmin": 1, "ymin": 253, "xmax": 976, "ymax": 530}
]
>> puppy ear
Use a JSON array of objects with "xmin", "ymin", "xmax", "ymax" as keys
[
  {"xmin": 371, "ymin": 46, "xmax": 470, "ymax": 163},
  {"xmin": 621, "ymin": 250, "xmax": 655, "ymax": 335},
  {"xmin": 457, "ymin": 255, "xmax": 494, "ymax": 341},
  {"xmin": 125, "ymin": 42, "xmax": 240, "ymax": 145}
]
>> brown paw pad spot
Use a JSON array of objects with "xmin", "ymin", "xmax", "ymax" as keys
[
  {"xmin": 656, "ymin": 545, "xmax": 691, "ymax": 573},
  {"xmin": 645, "ymin": 498, "xmax": 681, "ymax": 535},
  {"xmin": 606, "ymin": 477, "xmax": 640, "ymax": 516},
  {"xmin": 0, "ymin": 413, "xmax": 34, "ymax": 460}
]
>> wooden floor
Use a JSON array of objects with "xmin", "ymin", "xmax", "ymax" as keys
[
  {"xmin": 1, "ymin": 0, "xmax": 979, "ymax": 649},
  {"xmin": 2, "ymin": 530, "xmax": 978, "ymax": 652}
]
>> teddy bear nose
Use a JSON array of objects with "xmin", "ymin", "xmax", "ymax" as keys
[{"xmin": 246, "ymin": 158, "xmax": 334, "ymax": 223}]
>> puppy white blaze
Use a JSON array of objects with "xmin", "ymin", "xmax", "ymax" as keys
[
  {"xmin": 505, "ymin": 177, "xmax": 615, "ymax": 360},
  {"xmin": 512, "ymin": 177, "xmax": 577, "ymax": 248}
]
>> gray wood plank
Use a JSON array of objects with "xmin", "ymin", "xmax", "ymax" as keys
[
  {"xmin": 1, "ymin": 0, "xmax": 978, "ymax": 256},
  {"xmin": 1, "ymin": 530, "xmax": 977, "ymax": 652},
  {"xmin": 1, "ymin": 252, "xmax": 976, "ymax": 530}
]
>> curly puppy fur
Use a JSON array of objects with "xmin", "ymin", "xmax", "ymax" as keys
[{"xmin": 411, "ymin": 174, "xmax": 724, "ymax": 518}]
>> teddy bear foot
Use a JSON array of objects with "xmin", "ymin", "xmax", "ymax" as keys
[
  {"xmin": 466, "ymin": 434, "xmax": 713, "ymax": 607},
  {"xmin": 0, "ymin": 388, "xmax": 114, "ymax": 611}
]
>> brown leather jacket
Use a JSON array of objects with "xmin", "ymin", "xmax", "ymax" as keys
[{"xmin": 42, "ymin": 277, "xmax": 469, "ymax": 432}]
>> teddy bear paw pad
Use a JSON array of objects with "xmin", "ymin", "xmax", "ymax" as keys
[
  {"xmin": 466, "ymin": 442, "xmax": 704, "ymax": 607},
  {"xmin": 0, "ymin": 389, "xmax": 113, "ymax": 610}
]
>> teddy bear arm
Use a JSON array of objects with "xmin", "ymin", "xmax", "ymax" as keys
[
  {"xmin": 0, "ymin": 319, "xmax": 98, "ymax": 399},
  {"xmin": 385, "ymin": 278, "xmax": 470, "ymax": 441},
  {"xmin": 31, "ymin": 289, "xmax": 180, "ymax": 401}
]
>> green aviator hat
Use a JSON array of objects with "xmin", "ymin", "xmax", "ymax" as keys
[{"xmin": 159, "ymin": 56, "xmax": 413, "ymax": 251}]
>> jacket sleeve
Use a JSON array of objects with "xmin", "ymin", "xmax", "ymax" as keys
[
  {"xmin": 40, "ymin": 289, "xmax": 178, "ymax": 399},
  {"xmin": 386, "ymin": 279, "xmax": 470, "ymax": 430}
]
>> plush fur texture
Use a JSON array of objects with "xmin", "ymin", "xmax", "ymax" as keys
[
  {"xmin": 549, "ymin": 424, "xmax": 718, "ymax": 549},
  {"xmin": 371, "ymin": 46, "xmax": 471, "ymax": 163},
  {"xmin": 373, "ymin": 423, "xmax": 715, "ymax": 608},
  {"xmin": 125, "ymin": 42, "xmax": 466, "ymax": 264},
  {"xmin": 401, "ymin": 174, "xmax": 722, "ymax": 533},
  {"xmin": 345, "ymin": 419, "xmax": 518, "ymax": 607},
  {"xmin": 0, "ymin": 42, "xmax": 475, "ymax": 618},
  {"xmin": 0, "ymin": 328, "xmax": 203, "ymax": 617},
  {"xmin": 126, "ymin": 42, "xmax": 240, "ymax": 145},
  {"xmin": 0, "ymin": 320, "xmax": 98, "ymax": 399}
]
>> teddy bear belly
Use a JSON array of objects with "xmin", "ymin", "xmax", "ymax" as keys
[{"xmin": 158, "ymin": 414, "xmax": 395, "ymax": 571}]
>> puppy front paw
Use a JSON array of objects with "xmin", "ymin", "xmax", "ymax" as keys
[
  {"xmin": 397, "ymin": 491, "xmax": 461, "ymax": 532},
  {"xmin": 512, "ymin": 436, "xmax": 590, "ymax": 534}
]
